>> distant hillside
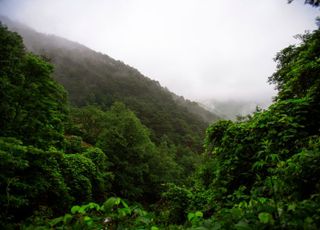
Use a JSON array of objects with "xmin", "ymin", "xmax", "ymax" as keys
[
  {"xmin": 200, "ymin": 98, "xmax": 271, "ymax": 120},
  {"xmin": 1, "ymin": 16, "xmax": 219, "ymax": 149}
]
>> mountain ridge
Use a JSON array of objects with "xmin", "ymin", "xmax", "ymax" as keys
[{"xmin": 0, "ymin": 16, "xmax": 220, "ymax": 149}]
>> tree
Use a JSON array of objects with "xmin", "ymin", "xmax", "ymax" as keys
[
  {"xmin": 67, "ymin": 106, "xmax": 109, "ymax": 145},
  {"xmin": 96, "ymin": 102, "xmax": 154, "ymax": 199},
  {"xmin": 190, "ymin": 28, "xmax": 320, "ymax": 228},
  {"xmin": 0, "ymin": 23, "xmax": 68, "ymax": 149},
  {"xmin": 0, "ymin": 137, "xmax": 72, "ymax": 226}
]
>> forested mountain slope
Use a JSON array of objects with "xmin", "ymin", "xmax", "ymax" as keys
[
  {"xmin": 0, "ymin": 16, "xmax": 219, "ymax": 150},
  {"xmin": 0, "ymin": 23, "xmax": 202, "ymax": 228},
  {"xmin": 1, "ymin": 1, "xmax": 319, "ymax": 228}
]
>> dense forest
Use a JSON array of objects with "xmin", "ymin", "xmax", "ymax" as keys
[
  {"xmin": 0, "ymin": 15, "xmax": 220, "ymax": 151},
  {"xmin": 1, "ymin": 1, "xmax": 320, "ymax": 229}
]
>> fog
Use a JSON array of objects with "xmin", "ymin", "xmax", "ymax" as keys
[{"xmin": 0, "ymin": 0, "xmax": 319, "ymax": 105}]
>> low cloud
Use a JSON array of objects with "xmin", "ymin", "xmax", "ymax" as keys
[{"xmin": 0, "ymin": 0, "xmax": 318, "ymax": 104}]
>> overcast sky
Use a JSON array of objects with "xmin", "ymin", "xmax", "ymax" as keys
[{"xmin": 0, "ymin": 0, "xmax": 319, "ymax": 104}]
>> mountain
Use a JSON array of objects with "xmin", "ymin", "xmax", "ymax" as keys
[
  {"xmin": 200, "ymin": 98, "xmax": 272, "ymax": 120},
  {"xmin": 0, "ymin": 16, "xmax": 219, "ymax": 149}
]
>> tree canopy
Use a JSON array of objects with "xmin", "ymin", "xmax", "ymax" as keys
[
  {"xmin": 1, "ymin": 4, "xmax": 320, "ymax": 228},
  {"xmin": 0, "ymin": 23, "xmax": 67, "ymax": 149}
]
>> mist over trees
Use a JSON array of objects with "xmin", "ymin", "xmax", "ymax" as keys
[
  {"xmin": 0, "ymin": 15, "xmax": 219, "ymax": 148},
  {"xmin": 1, "ymin": 1, "xmax": 320, "ymax": 229}
]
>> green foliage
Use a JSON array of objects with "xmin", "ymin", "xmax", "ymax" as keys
[
  {"xmin": 0, "ymin": 23, "xmax": 68, "ymax": 149},
  {"xmin": 180, "ymin": 28, "xmax": 320, "ymax": 229},
  {"xmin": 0, "ymin": 20, "xmax": 211, "ymax": 227},
  {"xmin": 68, "ymin": 106, "xmax": 109, "ymax": 145},
  {"xmin": 60, "ymin": 152, "xmax": 111, "ymax": 203},
  {"xmin": 160, "ymin": 183, "xmax": 193, "ymax": 225},
  {"xmin": 2, "ymin": 9, "xmax": 320, "ymax": 230},
  {"xmin": 64, "ymin": 103, "xmax": 199, "ymax": 208},
  {"xmin": 0, "ymin": 24, "xmax": 114, "ymax": 227},
  {"xmin": 96, "ymin": 102, "xmax": 157, "ymax": 200},
  {"xmin": 148, "ymin": 138, "xmax": 183, "ymax": 185},
  {"xmin": 0, "ymin": 138, "xmax": 113, "ymax": 228},
  {"xmin": 68, "ymin": 104, "xmax": 190, "ymax": 202},
  {"xmin": 24, "ymin": 197, "xmax": 158, "ymax": 230},
  {"xmin": 187, "ymin": 211, "xmax": 203, "ymax": 227},
  {"xmin": 1, "ymin": 17, "xmax": 220, "ymax": 154},
  {"xmin": 0, "ymin": 137, "xmax": 72, "ymax": 226},
  {"xmin": 0, "ymin": 30, "xmax": 124, "ymax": 229},
  {"xmin": 269, "ymin": 31, "xmax": 320, "ymax": 102},
  {"xmin": 64, "ymin": 135, "xmax": 86, "ymax": 154},
  {"xmin": 83, "ymin": 147, "xmax": 113, "ymax": 197}
]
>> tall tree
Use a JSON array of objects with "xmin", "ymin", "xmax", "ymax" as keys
[
  {"xmin": 96, "ymin": 102, "xmax": 154, "ymax": 199},
  {"xmin": 0, "ymin": 23, "xmax": 68, "ymax": 149}
]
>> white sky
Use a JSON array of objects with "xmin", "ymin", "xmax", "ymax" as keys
[{"xmin": 0, "ymin": 0, "xmax": 319, "ymax": 104}]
